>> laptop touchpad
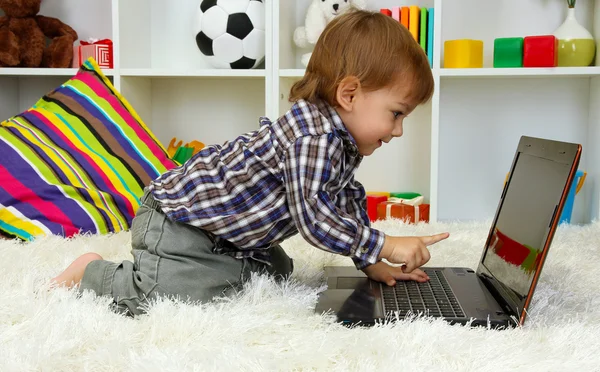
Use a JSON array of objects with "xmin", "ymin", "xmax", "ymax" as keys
[{"xmin": 336, "ymin": 277, "xmax": 370, "ymax": 289}]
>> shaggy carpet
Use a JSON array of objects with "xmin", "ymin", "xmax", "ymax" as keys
[{"xmin": 1, "ymin": 219, "xmax": 599, "ymax": 371}]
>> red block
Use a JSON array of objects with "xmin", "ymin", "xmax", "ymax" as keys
[
  {"xmin": 380, "ymin": 8, "xmax": 392, "ymax": 16},
  {"xmin": 523, "ymin": 35, "xmax": 557, "ymax": 67},
  {"xmin": 493, "ymin": 229, "xmax": 530, "ymax": 266},
  {"xmin": 366, "ymin": 195, "xmax": 387, "ymax": 222}
]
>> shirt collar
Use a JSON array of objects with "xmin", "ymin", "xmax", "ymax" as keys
[{"xmin": 313, "ymin": 99, "xmax": 360, "ymax": 157}]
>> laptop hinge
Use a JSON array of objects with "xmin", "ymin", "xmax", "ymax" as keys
[{"xmin": 478, "ymin": 273, "xmax": 517, "ymax": 317}]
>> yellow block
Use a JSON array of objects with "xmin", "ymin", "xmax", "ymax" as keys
[
  {"xmin": 444, "ymin": 39, "xmax": 484, "ymax": 68},
  {"xmin": 366, "ymin": 191, "xmax": 391, "ymax": 197}
]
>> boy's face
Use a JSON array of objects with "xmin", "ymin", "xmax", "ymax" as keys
[{"xmin": 335, "ymin": 79, "xmax": 416, "ymax": 156}]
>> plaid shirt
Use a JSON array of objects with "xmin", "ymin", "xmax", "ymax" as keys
[{"xmin": 148, "ymin": 99, "xmax": 385, "ymax": 269}]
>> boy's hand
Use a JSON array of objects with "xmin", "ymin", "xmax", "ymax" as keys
[
  {"xmin": 379, "ymin": 233, "xmax": 449, "ymax": 273},
  {"xmin": 362, "ymin": 261, "xmax": 429, "ymax": 286}
]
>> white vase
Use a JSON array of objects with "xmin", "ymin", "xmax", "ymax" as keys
[{"xmin": 554, "ymin": 7, "xmax": 596, "ymax": 67}]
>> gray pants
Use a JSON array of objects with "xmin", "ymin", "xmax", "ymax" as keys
[{"xmin": 79, "ymin": 190, "xmax": 293, "ymax": 316}]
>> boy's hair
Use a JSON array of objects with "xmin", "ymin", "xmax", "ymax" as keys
[{"xmin": 289, "ymin": 8, "xmax": 434, "ymax": 107}]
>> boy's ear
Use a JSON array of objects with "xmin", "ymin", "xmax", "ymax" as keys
[{"xmin": 335, "ymin": 76, "xmax": 361, "ymax": 112}]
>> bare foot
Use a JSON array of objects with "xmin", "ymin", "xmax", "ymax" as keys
[{"xmin": 50, "ymin": 252, "xmax": 103, "ymax": 289}]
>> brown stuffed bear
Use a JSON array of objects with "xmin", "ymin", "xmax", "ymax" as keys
[{"xmin": 0, "ymin": 0, "xmax": 78, "ymax": 68}]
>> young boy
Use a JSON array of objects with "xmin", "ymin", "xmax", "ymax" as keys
[{"xmin": 51, "ymin": 8, "xmax": 449, "ymax": 316}]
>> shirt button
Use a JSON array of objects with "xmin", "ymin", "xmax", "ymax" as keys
[{"xmin": 360, "ymin": 246, "xmax": 370, "ymax": 254}]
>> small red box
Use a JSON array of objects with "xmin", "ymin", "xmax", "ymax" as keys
[
  {"xmin": 366, "ymin": 195, "xmax": 387, "ymax": 222},
  {"xmin": 380, "ymin": 8, "xmax": 392, "ymax": 16},
  {"xmin": 523, "ymin": 35, "xmax": 557, "ymax": 67},
  {"xmin": 72, "ymin": 39, "xmax": 114, "ymax": 69},
  {"xmin": 376, "ymin": 202, "xmax": 430, "ymax": 224}
]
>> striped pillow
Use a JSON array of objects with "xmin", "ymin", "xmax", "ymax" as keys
[{"xmin": 0, "ymin": 58, "xmax": 176, "ymax": 240}]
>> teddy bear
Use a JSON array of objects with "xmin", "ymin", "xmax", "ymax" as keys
[
  {"xmin": 293, "ymin": 0, "xmax": 368, "ymax": 67},
  {"xmin": 0, "ymin": 0, "xmax": 78, "ymax": 68}
]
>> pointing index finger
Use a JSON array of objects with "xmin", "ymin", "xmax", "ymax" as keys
[{"xmin": 421, "ymin": 232, "xmax": 450, "ymax": 246}]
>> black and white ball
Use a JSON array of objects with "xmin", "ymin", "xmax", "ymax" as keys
[{"xmin": 194, "ymin": 0, "xmax": 265, "ymax": 69}]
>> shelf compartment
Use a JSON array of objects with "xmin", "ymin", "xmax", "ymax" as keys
[
  {"xmin": 0, "ymin": 68, "xmax": 114, "ymax": 77},
  {"xmin": 437, "ymin": 77, "xmax": 592, "ymax": 223},
  {"xmin": 440, "ymin": 67, "xmax": 600, "ymax": 78},
  {"xmin": 120, "ymin": 76, "xmax": 266, "ymax": 150},
  {"xmin": 119, "ymin": 0, "xmax": 267, "ymax": 71},
  {"xmin": 120, "ymin": 69, "xmax": 265, "ymax": 78},
  {"xmin": 0, "ymin": 75, "xmax": 110, "ymax": 121},
  {"xmin": 277, "ymin": 0, "xmax": 436, "ymax": 70}
]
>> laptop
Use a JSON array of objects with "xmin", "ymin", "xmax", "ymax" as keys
[{"xmin": 315, "ymin": 136, "xmax": 582, "ymax": 329}]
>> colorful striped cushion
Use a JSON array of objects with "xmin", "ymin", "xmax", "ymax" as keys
[{"xmin": 0, "ymin": 58, "xmax": 177, "ymax": 240}]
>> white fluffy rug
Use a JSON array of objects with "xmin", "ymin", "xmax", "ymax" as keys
[{"xmin": 1, "ymin": 219, "xmax": 600, "ymax": 371}]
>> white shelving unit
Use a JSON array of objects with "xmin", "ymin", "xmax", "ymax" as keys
[{"xmin": 1, "ymin": 0, "xmax": 599, "ymax": 225}]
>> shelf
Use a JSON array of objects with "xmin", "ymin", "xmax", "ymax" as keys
[
  {"xmin": 439, "ymin": 67, "xmax": 600, "ymax": 78},
  {"xmin": 279, "ymin": 69, "xmax": 305, "ymax": 78},
  {"xmin": 0, "ymin": 68, "xmax": 114, "ymax": 77},
  {"xmin": 120, "ymin": 69, "xmax": 265, "ymax": 78}
]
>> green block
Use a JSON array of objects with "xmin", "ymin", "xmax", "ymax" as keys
[
  {"xmin": 494, "ymin": 37, "xmax": 524, "ymax": 68},
  {"xmin": 173, "ymin": 146, "xmax": 194, "ymax": 164},
  {"xmin": 390, "ymin": 192, "xmax": 422, "ymax": 199}
]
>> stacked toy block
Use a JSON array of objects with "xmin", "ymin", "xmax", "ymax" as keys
[
  {"xmin": 380, "ymin": 6, "xmax": 435, "ymax": 67},
  {"xmin": 366, "ymin": 191, "xmax": 430, "ymax": 224}
]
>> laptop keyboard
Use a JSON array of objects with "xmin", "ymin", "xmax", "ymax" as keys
[{"xmin": 381, "ymin": 269, "xmax": 466, "ymax": 318}]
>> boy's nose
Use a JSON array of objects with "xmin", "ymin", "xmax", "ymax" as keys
[{"xmin": 333, "ymin": 3, "xmax": 339, "ymax": 11}]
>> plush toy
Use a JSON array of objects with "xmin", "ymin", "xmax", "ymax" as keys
[
  {"xmin": 293, "ymin": 0, "xmax": 367, "ymax": 67},
  {"xmin": 0, "ymin": 0, "xmax": 78, "ymax": 68}
]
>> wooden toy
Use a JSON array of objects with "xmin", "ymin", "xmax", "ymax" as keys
[
  {"xmin": 493, "ymin": 37, "xmax": 524, "ymax": 67},
  {"xmin": 187, "ymin": 140, "xmax": 206, "ymax": 154},
  {"xmin": 523, "ymin": 35, "xmax": 557, "ymax": 67},
  {"xmin": 168, "ymin": 137, "xmax": 206, "ymax": 163},
  {"xmin": 168, "ymin": 138, "xmax": 184, "ymax": 158},
  {"xmin": 443, "ymin": 39, "xmax": 483, "ymax": 68}
]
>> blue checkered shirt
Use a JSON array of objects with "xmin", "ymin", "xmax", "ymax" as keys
[{"xmin": 148, "ymin": 99, "xmax": 385, "ymax": 269}]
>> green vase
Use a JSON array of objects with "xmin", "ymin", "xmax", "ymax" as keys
[{"xmin": 554, "ymin": 7, "xmax": 596, "ymax": 66}]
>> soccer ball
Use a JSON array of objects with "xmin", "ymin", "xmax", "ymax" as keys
[{"xmin": 194, "ymin": 0, "xmax": 265, "ymax": 69}]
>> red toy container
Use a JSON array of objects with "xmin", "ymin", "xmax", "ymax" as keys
[{"xmin": 523, "ymin": 35, "xmax": 557, "ymax": 67}]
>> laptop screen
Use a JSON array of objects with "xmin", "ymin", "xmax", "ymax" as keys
[{"xmin": 480, "ymin": 149, "xmax": 573, "ymax": 312}]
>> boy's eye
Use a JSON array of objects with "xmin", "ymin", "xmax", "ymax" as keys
[{"xmin": 393, "ymin": 111, "xmax": 403, "ymax": 119}]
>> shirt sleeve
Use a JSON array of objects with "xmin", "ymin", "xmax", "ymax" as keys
[
  {"xmin": 283, "ymin": 133, "xmax": 385, "ymax": 266},
  {"xmin": 335, "ymin": 175, "xmax": 383, "ymax": 270}
]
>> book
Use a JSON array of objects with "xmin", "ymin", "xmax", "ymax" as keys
[
  {"xmin": 427, "ymin": 8, "xmax": 434, "ymax": 67},
  {"xmin": 409, "ymin": 6, "xmax": 420, "ymax": 42},
  {"xmin": 401, "ymin": 6, "xmax": 410, "ymax": 29},
  {"xmin": 391, "ymin": 7, "xmax": 401, "ymax": 22},
  {"xmin": 420, "ymin": 7, "xmax": 428, "ymax": 51}
]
